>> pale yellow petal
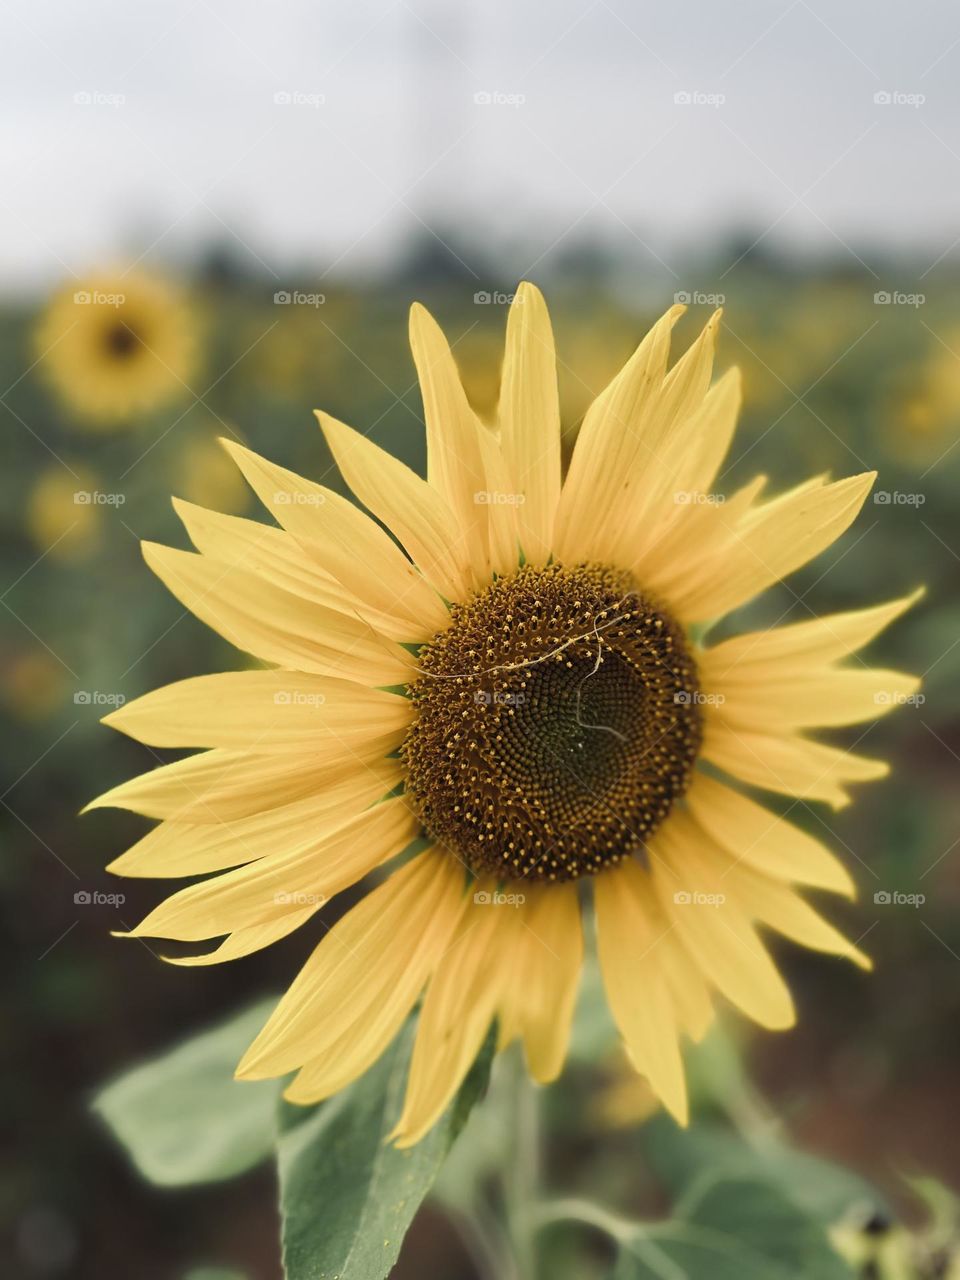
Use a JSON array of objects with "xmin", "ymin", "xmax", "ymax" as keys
[
  {"xmin": 473, "ymin": 417, "xmax": 520, "ymax": 575},
  {"xmin": 553, "ymin": 304, "xmax": 684, "ymax": 563},
  {"xmin": 684, "ymin": 772, "xmax": 854, "ymax": 898},
  {"xmin": 142, "ymin": 542, "xmax": 414, "ymax": 685},
  {"xmin": 662, "ymin": 472, "xmax": 877, "ymax": 623},
  {"xmin": 222, "ymin": 439, "xmax": 448, "ymax": 640},
  {"xmin": 629, "ymin": 367, "xmax": 742, "ymax": 571},
  {"xmin": 722, "ymin": 863, "xmax": 872, "ymax": 970},
  {"xmin": 237, "ymin": 849, "xmax": 465, "ymax": 1081},
  {"xmin": 408, "ymin": 302, "xmax": 492, "ymax": 583},
  {"xmin": 172, "ymin": 498, "xmax": 363, "ymax": 614},
  {"xmin": 604, "ymin": 311, "xmax": 722, "ymax": 565},
  {"xmin": 317, "ymin": 410, "xmax": 471, "ymax": 600},
  {"xmin": 165, "ymin": 907, "xmax": 315, "ymax": 966},
  {"xmin": 701, "ymin": 720, "xmax": 888, "ymax": 809},
  {"xmin": 698, "ymin": 588, "xmax": 925, "ymax": 671},
  {"xmin": 391, "ymin": 894, "xmax": 514, "ymax": 1147},
  {"xmin": 283, "ymin": 852, "xmax": 468, "ymax": 1103},
  {"xmin": 701, "ymin": 657, "xmax": 922, "ymax": 729},
  {"xmin": 635, "ymin": 474, "xmax": 767, "ymax": 599},
  {"xmin": 594, "ymin": 860, "xmax": 689, "ymax": 1124},
  {"xmin": 497, "ymin": 282, "xmax": 561, "ymax": 565},
  {"xmin": 650, "ymin": 811, "xmax": 796, "ymax": 1030},
  {"xmin": 120, "ymin": 795, "xmax": 416, "ymax": 943},
  {"xmin": 101, "ymin": 671, "xmax": 412, "ymax": 752},
  {"xmin": 107, "ymin": 760, "xmax": 400, "ymax": 877},
  {"xmin": 85, "ymin": 748, "xmax": 355, "ymax": 822},
  {"xmin": 498, "ymin": 883, "xmax": 583, "ymax": 1083}
]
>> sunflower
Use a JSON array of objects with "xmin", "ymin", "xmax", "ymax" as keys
[
  {"xmin": 36, "ymin": 268, "xmax": 198, "ymax": 428},
  {"xmin": 89, "ymin": 285, "xmax": 921, "ymax": 1145}
]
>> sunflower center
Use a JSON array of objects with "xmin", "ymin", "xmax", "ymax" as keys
[
  {"xmin": 104, "ymin": 321, "xmax": 142, "ymax": 359},
  {"xmin": 402, "ymin": 563, "xmax": 703, "ymax": 882}
]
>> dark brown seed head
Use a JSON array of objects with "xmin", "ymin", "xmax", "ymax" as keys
[{"xmin": 402, "ymin": 563, "xmax": 703, "ymax": 882}]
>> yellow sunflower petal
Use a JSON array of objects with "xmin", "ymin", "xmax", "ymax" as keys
[
  {"xmin": 408, "ymin": 302, "xmax": 492, "ymax": 582},
  {"xmin": 101, "ymin": 671, "xmax": 412, "ymax": 752},
  {"xmin": 684, "ymin": 772, "xmax": 854, "ymax": 898},
  {"xmin": 85, "ymin": 748, "xmax": 354, "ymax": 822},
  {"xmin": 221, "ymin": 439, "xmax": 447, "ymax": 640},
  {"xmin": 701, "ymin": 657, "xmax": 922, "ymax": 729},
  {"xmin": 172, "ymin": 498, "xmax": 361, "ymax": 613},
  {"xmin": 499, "ymin": 883, "xmax": 583, "ymax": 1083},
  {"xmin": 594, "ymin": 860, "xmax": 689, "ymax": 1124},
  {"xmin": 497, "ymin": 282, "xmax": 561, "ymax": 565},
  {"xmin": 628, "ymin": 365, "xmax": 742, "ymax": 570},
  {"xmin": 316, "ymin": 410, "xmax": 471, "ymax": 601},
  {"xmin": 142, "ymin": 542, "xmax": 413, "ymax": 686},
  {"xmin": 164, "ymin": 908, "xmax": 316, "ymax": 966},
  {"xmin": 700, "ymin": 588, "xmax": 925, "ymax": 671},
  {"xmin": 283, "ymin": 853, "xmax": 468, "ymax": 1103},
  {"xmin": 650, "ymin": 811, "xmax": 796, "ymax": 1031},
  {"xmin": 664, "ymin": 472, "xmax": 876, "ymax": 623},
  {"xmin": 390, "ymin": 894, "xmax": 515, "ymax": 1147},
  {"xmin": 723, "ymin": 864, "xmax": 873, "ymax": 970},
  {"xmin": 237, "ymin": 849, "xmax": 465, "ymax": 1082},
  {"xmin": 635, "ymin": 473, "xmax": 767, "ymax": 598},
  {"xmin": 106, "ymin": 760, "xmax": 400, "ymax": 877},
  {"xmin": 701, "ymin": 720, "xmax": 888, "ymax": 809},
  {"xmin": 553, "ymin": 303, "xmax": 684, "ymax": 563},
  {"xmin": 119, "ymin": 795, "xmax": 416, "ymax": 944},
  {"xmin": 605, "ymin": 311, "xmax": 722, "ymax": 565},
  {"xmin": 473, "ymin": 416, "xmax": 520, "ymax": 575}
]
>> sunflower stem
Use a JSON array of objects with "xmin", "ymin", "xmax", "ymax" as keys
[{"xmin": 502, "ymin": 1048, "xmax": 541, "ymax": 1279}]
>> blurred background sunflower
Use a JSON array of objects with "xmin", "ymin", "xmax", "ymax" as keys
[{"xmin": 35, "ymin": 268, "xmax": 200, "ymax": 428}]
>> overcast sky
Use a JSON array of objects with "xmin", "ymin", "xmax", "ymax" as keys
[{"xmin": 2, "ymin": 0, "xmax": 958, "ymax": 292}]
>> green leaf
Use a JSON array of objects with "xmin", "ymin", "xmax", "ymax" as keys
[
  {"xmin": 616, "ymin": 1177, "xmax": 854, "ymax": 1280},
  {"xmin": 641, "ymin": 1115, "xmax": 887, "ymax": 1224},
  {"xmin": 278, "ymin": 1022, "xmax": 494, "ymax": 1280},
  {"xmin": 94, "ymin": 997, "xmax": 281, "ymax": 1187}
]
